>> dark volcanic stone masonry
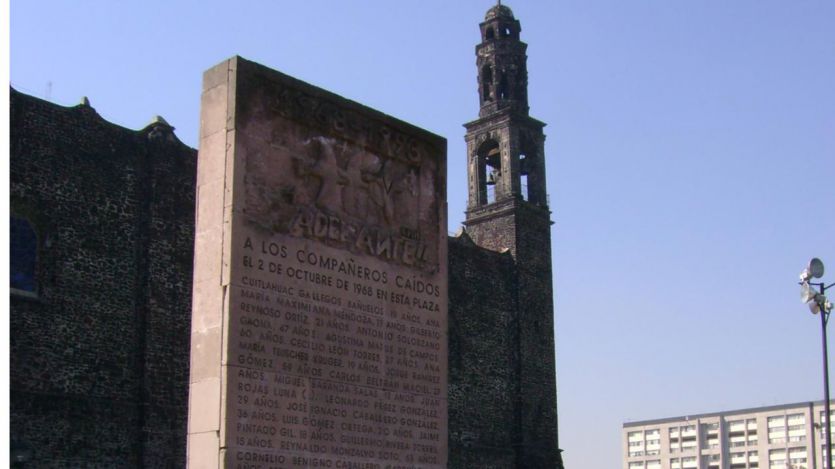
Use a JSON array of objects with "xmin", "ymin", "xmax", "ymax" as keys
[{"xmin": 10, "ymin": 88, "xmax": 197, "ymax": 468}]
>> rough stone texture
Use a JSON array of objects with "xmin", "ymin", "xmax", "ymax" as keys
[
  {"xmin": 454, "ymin": 202, "xmax": 561, "ymax": 469},
  {"xmin": 10, "ymin": 87, "xmax": 196, "ymax": 468},
  {"xmin": 447, "ymin": 234, "xmax": 518, "ymax": 469}
]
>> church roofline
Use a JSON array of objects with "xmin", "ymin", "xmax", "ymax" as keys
[{"xmin": 10, "ymin": 86, "xmax": 195, "ymax": 152}]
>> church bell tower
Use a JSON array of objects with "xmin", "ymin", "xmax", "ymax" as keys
[
  {"xmin": 465, "ymin": 2, "xmax": 549, "ymax": 246},
  {"xmin": 463, "ymin": 3, "xmax": 563, "ymax": 468}
]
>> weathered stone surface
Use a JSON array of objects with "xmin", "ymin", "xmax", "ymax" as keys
[
  {"xmin": 447, "ymin": 234, "xmax": 518, "ymax": 469},
  {"xmin": 187, "ymin": 56, "xmax": 448, "ymax": 468}
]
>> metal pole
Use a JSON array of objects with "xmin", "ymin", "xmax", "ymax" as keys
[{"xmin": 822, "ymin": 281, "xmax": 832, "ymax": 469}]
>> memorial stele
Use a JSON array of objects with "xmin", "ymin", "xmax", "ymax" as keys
[{"xmin": 187, "ymin": 57, "xmax": 449, "ymax": 469}]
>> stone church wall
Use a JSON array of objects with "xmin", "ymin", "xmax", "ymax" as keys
[
  {"xmin": 448, "ymin": 235, "xmax": 519, "ymax": 468},
  {"xmin": 10, "ymin": 88, "xmax": 196, "ymax": 468}
]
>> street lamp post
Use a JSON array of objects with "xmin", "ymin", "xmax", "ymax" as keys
[{"xmin": 799, "ymin": 258, "xmax": 834, "ymax": 469}]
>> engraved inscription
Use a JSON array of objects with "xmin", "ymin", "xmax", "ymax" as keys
[
  {"xmin": 192, "ymin": 59, "xmax": 447, "ymax": 469},
  {"xmin": 226, "ymin": 227, "xmax": 446, "ymax": 467}
]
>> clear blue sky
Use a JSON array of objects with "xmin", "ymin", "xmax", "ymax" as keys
[{"xmin": 11, "ymin": 1, "xmax": 835, "ymax": 468}]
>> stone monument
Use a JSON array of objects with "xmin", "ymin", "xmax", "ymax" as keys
[{"xmin": 187, "ymin": 57, "xmax": 448, "ymax": 468}]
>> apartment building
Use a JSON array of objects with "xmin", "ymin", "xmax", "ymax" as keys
[{"xmin": 623, "ymin": 401, "xmax": 835, "ymax": 469}]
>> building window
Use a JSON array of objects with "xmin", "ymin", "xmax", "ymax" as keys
[
  {"xmin": 11, "ymin": 216, "xmax": 37, "ymax": 295},
  {"xmin": 476, "ymin": 139, "xmax": 502, "ymax": 205},
  {"xmin": 787, "ymin": 413, "xmax": 806, "ymax": 442},
  {"xmin": 729, "ymin": 451, "xmax": 747, "ymax": 469},
  {"xmin": 748, "ymin": 450, "xmax": 759, "ymax": 464},
  {"xmin": 481, "ymin": 65, "xmax": 493, "ymax": 102},
  {"xmin": 519, "ymin": 153, "xmax": 530, "ymax": 201},
  {"xmin": 820, "ymin": 410, "xmax": 835, "ymax": 441},
  {"xmin": 628, "ymin": 430, "xmax": 645, "ymax": 457},
  {"xmin": 646, "ymin": 428, "xmax": 661, "ymax": 455},
  {"xmin": 789, "ymin": 448, "xmax": 807, "ymax": 469},
  {"xmin": 730, "ymin": 436, "xmax": 746, "ymax": 447},
  {"xmin": 701, "ymin": 421, "xmax": 719, "ymax": 449},
  {"xmin": 768, "ymin": 416, "xmax": 786, "ymax": 444},
  {"xmin": 787, "ymin": 413, "xmax": 805, "ymax": 424},
  {"xmin": 498, "ymin": 73, "xmax": 509, "ymax": 100},
  {"xmin": 769, "ymin": 448, "xmax": 786, "ymax": 469}
]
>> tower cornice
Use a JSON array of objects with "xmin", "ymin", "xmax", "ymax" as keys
[
  {"xmin": 463, "ymin": 112, "xmax": 546, "ymax": 132},
  {"xmin": 463, "ymin": 197, "xmax": 552, "ymax": 227}
]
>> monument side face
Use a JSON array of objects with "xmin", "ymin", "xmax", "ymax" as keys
[{"xmin": 188, "ymin": 56, "xmax": 448, "ymax": 469}]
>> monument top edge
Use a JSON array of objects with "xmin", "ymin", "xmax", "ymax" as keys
[{"xmin": 204, "ymin": 55, "xmax": 447, "ymax": 149}]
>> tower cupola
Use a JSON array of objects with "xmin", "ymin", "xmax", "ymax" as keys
[
  {"xmin": 476, "ymin": 2, "xmax": 528, "ymax": 117},
  {"xmin": 465, "ymin": 2, "xmax": 547, "ymax": 211}
]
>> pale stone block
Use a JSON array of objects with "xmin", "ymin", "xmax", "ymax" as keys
[
  {"xmin": 192, "ymin": 228, "xmax": 223, "ymax": 284},
  {"xmin": 189, "ymin": 326, "xmax": 222, "ymax": 383},
  {"xmin": 200, "ymin": 83, "xmax": 229, "ymax": 141},
  {"xmin": 223, "ymin": 58, "xmax": 238, "ymax": 129},
  {"xmin": 197, "ymin": 130, "xmax": 227, "ymax": 188},
  {"xmin": 195, "ymin": 180, "xmax": 224, "ymax": 233},
  {"xmin": 187, "ymin": 430, "xmax": 219, "ymax": 469},
  {"xmin": 223, "ymin": 129, "xmax": 238, "ymax": 209},
  {"xmin": 202, "ymin": 58, "xmax": 231, "ymax": 92},
  {"xmin": 191, "ymin": 280, "xmax": 223, "ymax": 332},
  {"xmin": 220, "ymin": 206, "xmax": 234, "ymax": 287},
  {"xmin": 188, "ymin": 378, "xmax": 221, "ymax": 433}
]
